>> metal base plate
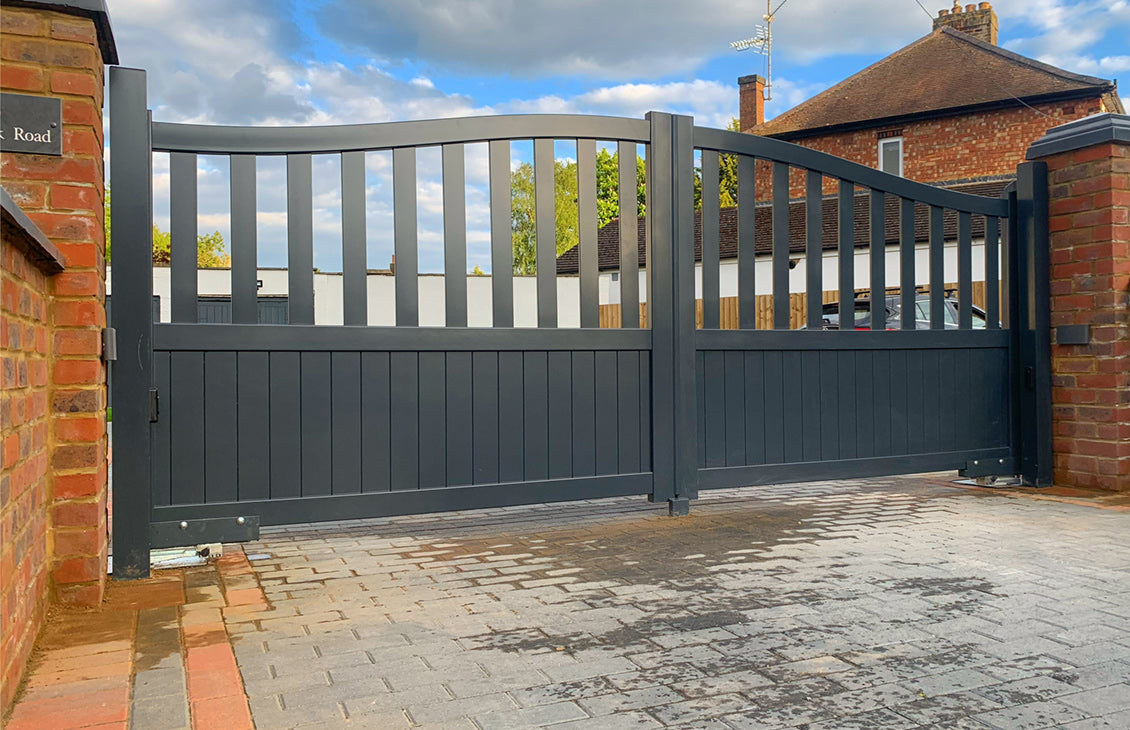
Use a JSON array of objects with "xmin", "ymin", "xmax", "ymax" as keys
[{"xmin": 150, "ymin": 516, "xmax": 259, "ymax": 549}]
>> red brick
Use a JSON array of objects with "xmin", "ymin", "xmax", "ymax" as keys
[
  {"xmin": 26, "ymin": 211, "xmax": 100, "ymax": 243},
  {"xmin": 0, "ymin": 64, "xmax": 44, "ymax": 91},
  {"xmin": 53, "ymin": 359, "xmax": 102, "ymax": 386},
  {"xmin": 54, "ymin": 471, "xmax": 102, "ymax": 499},
  {"xmin": 53, "ymin": 329, "xmax": 100, "ymax": 355},
  {"xmin": 53, "ymin": 556, "xmax": 102, "ymax": 584},
  {"xmin": 54, "ymin": 300, "xmax": 105, "ymax": 327},
  {"xmin": 49, "ymin": 183, "xmax": 100, "ymax": 212},
  {"xmin": 50, "ymin": 17, "xmax": 98, "ymax": 45},
  {"xmin": 53, "ymin": 529, "xmax": 102, "ymax": 557},
  {"xmin": 1, "ymin": 9, "xmax": 46, "ymax": 36},
  {"xmin": 53, "ymin": 271, "xmax": 101, "ymax": 296},
  {"xmin": 52, "ymin": 442, "xmax": 100, "ymax": 470},
  {"xmin": 50, "ymin": 69, "xmax": 97, "ymax": 97},
  {"xmin": 52, "ymin": 500, "xmax": 102, "ymax": 528},
  {"xmin": 53, "ymin": 242, "xmax": 101, "ymax": 268}
]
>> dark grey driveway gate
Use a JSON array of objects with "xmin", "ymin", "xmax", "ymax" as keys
[{"xmin": 109, "ymin": 67, "xmax": 1051, "ymax": 579}]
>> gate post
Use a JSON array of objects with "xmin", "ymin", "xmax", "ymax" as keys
[
  {"xmin": 646, "ymin": 112, "xmax": 698, "ymax": 514},
  {"xmin": 108, "ymin": 67, "xmax": 153, "ymax": 578},
  {"xmin": 1013, "ymin": 161, "xmax": 1054, "ymax": 486}
]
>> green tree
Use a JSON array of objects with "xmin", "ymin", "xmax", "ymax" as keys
[
  {"xmin": 104, "ymin": 186, "xmax": 230, "ymax": 267},
  {"xmin": 695, "ymin": 117, "xmax": 741, "ymax": 209},
  {"xmin": 594, "ymin": 148, "xmax": 646, "ymax": 228}
]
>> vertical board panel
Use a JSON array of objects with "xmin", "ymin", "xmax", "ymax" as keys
[
  {"xmin": 904, "ymin": 349, "xmax": 926, "ymax": 455},
  {"xmin": 203, "ymin": 352, "xmax": 238, "ymax": 503},
  {"xmin": 744, "ymin": 351, "xmax": 766, "ymax": 465},
  {"xmin": 577, "ymin": 139, "xmax": 599, "ymax": 328},
  {"xmin": 900, "ymin": 199, "xmax": 916, "ymax": 329},
  {"xmin": 445, "ymin": 352, "xmax": 473, "ymax": 487},
  {"xmin": 330, "ymin": 352, "xmax": 362, "ymax": 495},
  {"xmin": 169, "ymin": 153, "xmax": 197, "ymax": 323},
  {"xmin": 300, "ymin": 352, "xmax": 332, "ymax": 496},
  {"xmin": 929, "ymin": 206, "xmax": 945, "ymax": 329},
  {"xmin": 819, "ymin": 351, "xmax": 839, "ymax": 460},
  {"xmin": 986, "ymin": 216, "xmax": 1001, "ymax": 329},
  {"xmin": 724, "ymin": 351, "xmax": 745, "ymax": 466},
  {"xmin": 269, "ymin": 352, "xmax": 302, "ymax": 498},
  {"xmin": 871, "ymin": 351, "xmax": 891, "ymax": 457},
  {"xmin": 854, "ymin": 351, "xmax": 874, "ymax": 458},
  {"xmin": 763, "ymin": 351, "xmax": 785, "ymax": 463},
  {"xmin": 938, "ymin": 349, "xmax": 957, "ymax": 452},
  {"xmin": 170, "ymin": 352, "xmax": 205, "ymax": 504},
  {"xmin": 594, "ymin": 351, "xmax": 619, "ymax": 474},
  {"xmin": 696, "ymin": 351, "xmax": 706, "ymax": 468},
  {"xmin": 738, "ymin": 156, "xmax": 756, "ymax": 329},
  {"xmin": 800, "ymin": 353, "xmax": 821, "ymax": 461},
  {"xmin": 772, "ymin": 163, "xmax": 790, "ymax": 330},
  {"xmin": 393, "ymin": 147, "xmax": 419, "ymax": 327},
  {"xmin": 360, "ymin": 352, "xmax": 391, "ymax": 492},
  {"xmin": 782, "ymin": 351, "xmax": 803, "ymax": 462},
  {"xmin": 955, "ymin": 349, "xmax": 973, "ymax": 451},
  {"xmin": 639, "ymin": 355, "xmax": 651, "ymax": 471},
  {"xmin": 805, "ymin": 171, "xmax": 823, "ymax": 330},
  {"xmin": 617, "ymin": 351, "xmax": 641, "ymax": 474},
  {"xmin": 921, "ymin": 350, "xmax": 941, "ymax": 449},
  {"xmin": 703, "ymin": 351, "xmax": 726, "ymax": 467},
  {"xmin": 151, "ymin": 352, "xmax": 171, "ymax": 506},
  {"xmin": 417, "ymin": 352, "xmax": 447, "ymax": 489},
  {"xmin": 341, "ymin": 151, "xmax": 368, "ymax": 326},
  {"xmin": 535, "ymin": 139, "xmax": 558, "ymax": 328},
  {"xmin": 489, "ymin": 140, "xmax": 514, "ymax": 327},
  {"xmin": 547, "ymin": 351, "xmax": 572, "ymax": 478},
  {"xmin": 619, "ymin": 141, "xmax": 640, "ymax": 327},
  {"xmin": 497, "ymin": 352, "xmax": 524, "ymax": 483},
  {"xmin": 701, "ymin": 150, "xmax": 720, "ymax": 330},
  {"xmin": 889, "ymin": 349, "xmax": 909, "ymax": 455},
  {"xmin": 571, "ymin": 351, "xmax": 596, "ymax": 476},
  {"xmin": 287, "ymin": 154, "xmax": 315, "ymax": 325},
  {"xmin": 230, "ymin": 155, "xmax": 258, "ymax": 325},
  {"xmin": 235, "ymin": 352, "xmax": 269, "ymax": 501},
  {"xmin": 838, "ymin": 181, "xmax": 855, "ymax": 327},
  {"xmin": 869, "ymin": 190, "xmax": 886, "ymax": 330},
  {"xmin": 837, "ymin": 350, "xmax": 857, "ymax": 459},
  {"xmin": 443, "ymin": 144, "xmax": 468, "ymax": 327},
  {"xmin": 390, "ymin": 352, "xmax": 419, "ymax": 490},
  {"xmin": 523, "ymin": 352, "xmax": 549, "ymax": 481},
  {"xmin": 472, "ymin": 352, "xmax": 500, "ymax": 484},
  {"xmin": 958, "ymin": 211, "xmax": 973, "ymax": 329}
]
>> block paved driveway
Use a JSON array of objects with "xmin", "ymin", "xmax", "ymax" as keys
[{"xmin": 226, "ymin": 475, "xmax": 1130, "ymax": 730}]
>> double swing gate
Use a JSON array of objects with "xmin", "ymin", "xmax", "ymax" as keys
[{"xmin": 109, "ymin": 67, "xmax": 1051, "ymax": 579}]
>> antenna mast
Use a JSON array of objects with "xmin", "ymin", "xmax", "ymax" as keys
[{"xmin": 730, "ymin": 0, "xmax": 781, "ymax": 101}]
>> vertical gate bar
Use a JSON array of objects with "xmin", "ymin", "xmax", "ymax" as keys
[
  {"xmin": 169, "ymin": 152, "xmax": 197, "ymax": 323},
  {"xmin": 647, "ymin": 111, "xmax": 697, "ymax": 509},
  {"xmin": 929, "ymin": 205, "xmax": 944, "ymax": 329},
  {"xmin": 900, "ymin": 198, "xmax": 916, "ymax": 330},
  {"xmin": 619, "ymin": 141, "xmax": 640, "ymax": 327},
  {"xmin": 986, "ymin": 216, "xmax": 1000, "ymax": 329},
  {"xmin": 1016, "ymin": 161, "xmax": 1052, "ymax": 486},
  {"xmin": 958, "ymin": 210, "xmax": 973, "ymax": 329},
  {"xmin": 442, "ymin": 144, "xmax": 468, "ymax": 327},
  {"xmin": 392, "ymin": 147, "xmax": 419, "ymax": 327},
  {"xmin": 341, "ymin": 151, "xmax": 368, "ymax": 326},
  {"xmin": 772, "ymin": 162, "xmax": 789, "ymax": 330},
  {"xmin": 577, "ymin": 139, "xmax": 599, "ymax": 328},
  {"xmin": 838, "ymin": 180, "xmax": 854, "ymax": 329},
  {"xmin": 701, "ymin": 149, "xmax": 720, "ymax": 329},
  {"xmin": 535, "ymin": 138, "xmax": 557, "ymax": 328},
  {"xmin": 738, "ymin": 156, "xmax": 756, "ymax": 329},
  {"xmin": 805, "ymin": 170, "xmax": 822, "ymax": 330},
  {"xmin": 869, "ymin": 190, "xmax": 886, "ymax": 330},
  {"xmin": 286, "ymin": 153, "xmax": 315, "ymax": 325},
  {"xmin": 109, "ymin": 66, "xmax": 152, "ymax": 579},
  {"xmin": 489, "ymin": 140, "xmax": 514, "ymax": 327},
  {"xmin": 230, "ymin": 154, "xmax": 258, "ymax": 324}
]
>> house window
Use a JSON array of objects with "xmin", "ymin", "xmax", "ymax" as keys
[{"xmin": 878, "ymin": 137, "xmax": 903, "ymax": 176}]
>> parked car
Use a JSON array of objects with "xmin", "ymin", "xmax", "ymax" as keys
[{"xmin": 815, "ymin": 293, "xmax": 989, "ymax": 330}]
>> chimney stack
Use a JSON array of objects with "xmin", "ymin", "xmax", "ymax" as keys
[
  {"xmin": 934, "ymin": 1, "xmax": 998, "ymax": 45},
  {"xmin": 738, "ymin": 74, "xmax": 767, "ymax": 133}
]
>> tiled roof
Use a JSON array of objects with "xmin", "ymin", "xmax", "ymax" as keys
[
  {"xmin": 555, "ymin": 178, "xmax": 1012, "ymax": 275},
  {"xmin": 753, "ymin": 27, "xmax": 1121, "ymax": 139}
]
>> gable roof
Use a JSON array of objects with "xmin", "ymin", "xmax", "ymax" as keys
[
  {"xmin": 555, "ymin": 177, "xmax": 1011, "ymax": 275},
  {"xmin": 754, "ymin": 27, "xmax": 1122, "ymax": 140}
]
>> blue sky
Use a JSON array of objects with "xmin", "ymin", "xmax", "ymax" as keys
[{"xmin": 107, "ymin": 0, "xmax": 1129, "ymax": 272}]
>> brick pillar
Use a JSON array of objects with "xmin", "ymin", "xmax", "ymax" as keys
[
  {"xmin": 1, "ymin": 1, "xmax": 118, "ymax": 607},
  {"xmin": 1027, "ymin": 114, "xmax": 1130, "ymax": 491},
  {"xmin": 738, "ymin": 74, "xmax": 766, "ymax": 133}
]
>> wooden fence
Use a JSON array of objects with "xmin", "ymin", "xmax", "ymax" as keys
[{"xmin": 599, "ymin": 282, "xmax": 990, "ymax": 329}]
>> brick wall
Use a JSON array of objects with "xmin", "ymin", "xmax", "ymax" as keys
[
  {"xmin": 755, "ymin": 98, "xmax": 1109, "ymax": 198},
  {"xmin": 0, "ymin": 225, "xmax": 54, "ymax": 709},
  {"xmin": 0, "ymin": 3, "xmax": 110, "ymax": 706},
  {"xmin": 1033, "ymin": 132, "xmax": 1130, "ymax": 491}
]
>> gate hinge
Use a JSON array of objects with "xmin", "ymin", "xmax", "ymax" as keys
[
  {"xmin": 101, "ymin": 327, "xmax": 117, "ymax": 361},
  {"xmin": 149, "ymin": 388, "xmax": 159, "ymax": 423}
]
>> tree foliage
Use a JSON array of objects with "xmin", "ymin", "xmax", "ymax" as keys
[
  {"xmin": 104, "ymin": 187, "xmax": 231, "ymax": 267},
  {"xmin": 694, "ymin": 117, "xmax": 740, "ymax": 209}
]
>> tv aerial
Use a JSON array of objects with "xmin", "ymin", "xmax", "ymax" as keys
[{"xmin": 730, "ymin": 0, "xmax": 788, "ymax": 101}]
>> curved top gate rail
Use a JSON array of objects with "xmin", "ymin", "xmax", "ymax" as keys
[{"xmin": 150, "ymin": 114, "xmax": 651, "ymax": 154}]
